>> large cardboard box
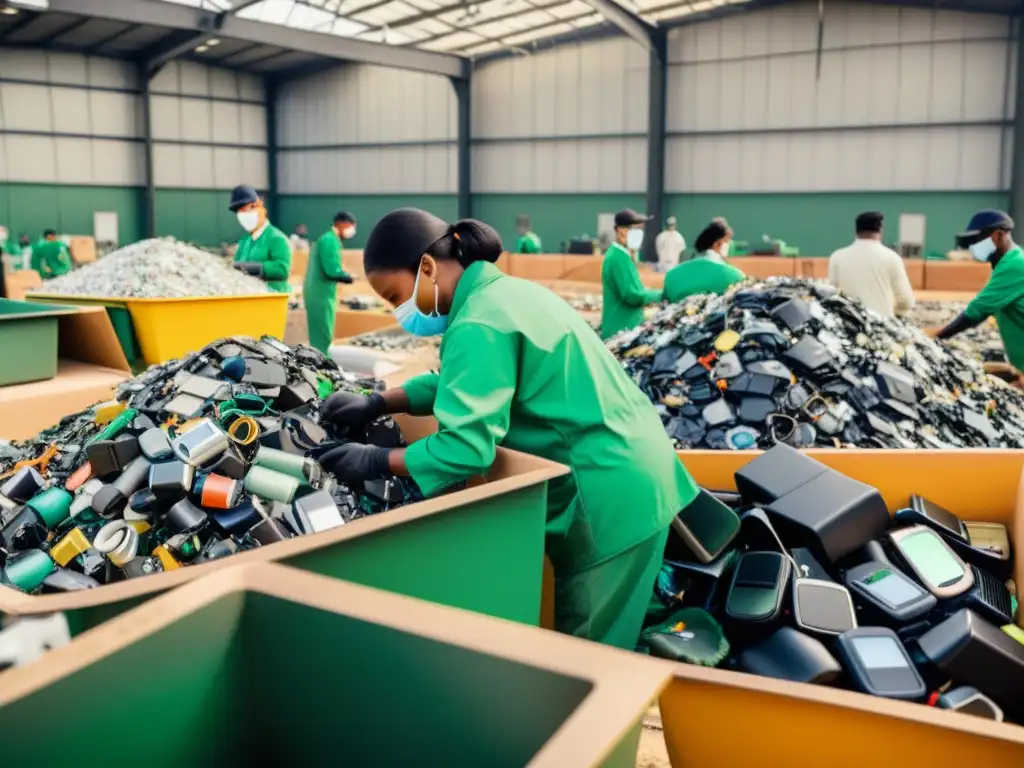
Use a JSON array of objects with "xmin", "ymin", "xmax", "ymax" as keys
[
  {"xmin": 660, "ymin": 449, "xmax": 1024, "ymax": 766},
  {"xmin": 1, "ymin": 263, "xmax": 42, "ymax": 301},
  {"xmin": 0, "ymin": 563, "xmax": 669, "ymax": 768},
  {"xmin": 0, "ymin": 306, "xmax": 130, "ymax": 440},
  {"xmin": 290, "ymin": 247, "xmax": 308, "ymax": 278},
  {"xmin": 925, "ymin": 261, "xmax": 990, "ymax": 292},
  {"xmin": 68, "ymin": 236, "xmax": 97, "ymax": 264}
]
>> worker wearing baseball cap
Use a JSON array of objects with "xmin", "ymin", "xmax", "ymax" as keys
[
  {"xmin": 601, "ymin": 208, "xmax": 663, "ymax": 339},
  {"xmin": 229, "ymin": 184, "xmax": 292, "ymax": 293},
  {"xmin": 934, "ymin": 210, "xmax": 1024, "ymax": 371}
]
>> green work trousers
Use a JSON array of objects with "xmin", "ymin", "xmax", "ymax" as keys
[{"xmin": 554, "ymin": 525, "xmax": 670, "ymax": 650}]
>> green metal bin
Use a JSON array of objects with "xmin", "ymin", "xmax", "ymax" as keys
[
  {"xmin": 0, "ymin": 444, "xmax": 567, "ymax": 636},
  {"xmin": 0, "ymin": 299, "xmax": 77, "ymax": 386},
  {"xmin": 0, "ymin": 564, "xmax": 669, "ymax": 768}
]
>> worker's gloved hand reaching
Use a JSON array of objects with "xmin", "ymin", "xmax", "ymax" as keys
[
  {"xmin": 334, "ymin": 274, "xmax": 354, "ymax": 284},
  {"xmin": 234, "ymin": 262, "xmax": 264, "ymax": 278},
  {"xmin": 320, "ymin": 443, "xmax": 390, "ymax": 484},
  {"xmin": 322, "ymin": 391, "xmax": 385, "ymax": 430}
]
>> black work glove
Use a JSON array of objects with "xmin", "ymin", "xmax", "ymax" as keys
[
  {"xmin": 320, "ymin": 443, "xmax": 390, "ymax": 484},
  {"xmin": 322, "ymin": 391, "xmax": 385, "ymax": 430},
  {"xmin": 234, "ymin": 262, "xmax": 265, "ymax": 278},
  {"xmin": 333, "ymin": 274, "xmax": 354, "ymax": 284}
]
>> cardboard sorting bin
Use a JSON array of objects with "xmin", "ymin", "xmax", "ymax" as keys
[
  {"xmin": 0, "ymin": 564, "xmax": 669, "ymax": 768},
  {"xmin": 0, "ymin": 306, "xmax": 131, "ymax": 440},
  {"xmin": 0, "ymin": 299, "xmax": 79, "ymax": 386},
  {"xmin": 0, "ymin": 423, "xmax": 567, "ymax": 636},
  {"xmin": 24, "ymin": 292, "xmax": 289, "ymax": 366},
  {"xmin": 659, "ymin": 449, "xmax": 1024, "ymax": 766}
]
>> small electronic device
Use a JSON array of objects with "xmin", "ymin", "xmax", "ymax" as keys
[
  {"xmin": 844, "ymin": 561, "xmax": 936, "ymax": 625},
  {"xmin": 792, "ymin": 578, "xmax": 858, "ymax": 636},
  {"xmin": 903, "ymin": 495, "xmax": 968, "ymax": 542},
  {"xmin": 739, "ymin": 627, "xmax": 841, "ymax": 685},
  {"xmin": 670, "ymin": 489, "xmax": 741, "ymax": 564},
  {"xmin": 937, "ymin": 686, "xmax": 1004, "ymax": 721},
  {"xmin": 918, "ymin": 609, "xmax": 1024, "ymax": 720},
  {"xmin": 725, "ymin": 551, "xmax": 790, "ymax": 623},
  {"xmin": 834, "ymin": 627, "xmax": 926, "ymax": 701},
  {"xmin": 888, "ymin": 526, "xmax": 974, "ymax": 598},
  {"xmin": 963, "ymin": 565, "xmax": 1014, "ymax": 627},
  {"xmin": 900, "ymin": 497, "xmax": 1012, "ymax": 576}
]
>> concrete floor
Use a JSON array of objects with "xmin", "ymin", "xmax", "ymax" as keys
[{"xmin": 637, "ymin": 707, "xmax": 671, "ymax": 768}]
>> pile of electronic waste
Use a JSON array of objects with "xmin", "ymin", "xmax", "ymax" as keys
[
  {"xmin": 643, "ymin": 445, "xmax": 1021, "ymax": 724},
  {"xmin": 40, "ymin": 238, "xmax": 268, "ymax": 298},
  {"xmin": 0, "ymin": 336, "xmax": 421, "ymax": 594},
  {"xmin": 910, "ymin": 300, "xmax": 1007, "ymax": 364},
  {"xmin": 608, "ymin": 278, "xmax": 1024, "ymax": 449}
]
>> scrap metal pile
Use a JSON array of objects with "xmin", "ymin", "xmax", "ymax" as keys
[
  {"xmin": 0, "ymin": 337, "xmax": 421, "ymax": 594},
  {"xmin": 910, "ymin": 300, "xmax": 1007, "ymax": 364},
  {"xmin": 350, "ymin": 329, "xmax": 439, "ymax": 353},
  {"xmin": 41, "ymin": 238, "xmax": 268, "ymax": 298},
  {"xmin": 608, "ymin": 278, "xmax": 1024, "ymax": 449}
]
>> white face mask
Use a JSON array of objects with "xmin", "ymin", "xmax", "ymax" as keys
[
  {"xmin": 969, "ymin": 237, "xmax": 997, "ymax": 263},
  {"xmin": 626, "ymin": 228, "xmax": 644, "ymax": 251},
  {"xmin": 0, "ymin": 229, "xmax": 7, "ymax": 242},
  {"xmin": 340, "ymin": 226, "xmax": 356, "ymax": 240},
  {"xmin": 237, "ymin": 210, "xmax": 260, "ymax": 232},
  {"xmin": 717, "ymin": 241, "xmax": 731, "ymax": 258}
]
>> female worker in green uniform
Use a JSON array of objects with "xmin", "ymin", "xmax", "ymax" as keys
[
  {"xmin": 318, "ymin": 208, "xmax": 698, "ymax": 649},
  {"xmin": 514, "ymin": 215, "xmax": 542, "ymax": 253},
  {"xmin": 934, "ymin": 210, "xmax": 1024, "ymax": 371},
  {"xmin": 228, "ymin": 184, "xmax": 292, "ymax": 293},
  {"xmin": 663, "ymin": 219, "xmax": 746, "ymax": 302},
  {"xmin": 31, "ymin": 229, "xmax": 73, "ymax": 280},
  {"xmin": 304, "ymin": 212, "xmax": 356, "ymax": 354},
  {"xmin": 601, "ymin": 209, "xmax": 663, "ymax": 339}
]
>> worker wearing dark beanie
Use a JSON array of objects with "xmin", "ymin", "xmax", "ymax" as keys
[
  {"xmin": 320, "ymin": 207, "xmax": 699, "ymax": 650},
  {"xmin": 663, "ymin": 217, "xmax": 746, "ymax": 301}
]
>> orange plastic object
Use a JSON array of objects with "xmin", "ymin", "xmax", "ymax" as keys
[{"xmin": 65, "ymin": 462, "xmax": 93, "ymax": 493}]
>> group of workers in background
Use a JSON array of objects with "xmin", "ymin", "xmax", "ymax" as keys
[{"xmin": 0, "ymin": 227, "xmax": 73, "ymax": 280}]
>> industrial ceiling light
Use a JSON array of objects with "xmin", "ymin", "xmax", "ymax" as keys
[
  {"xmin": 206, "ymin": 38, "xmax": 221, "ymax": 45},
  {"xmin": 0, "ymin": 6, "xmax": 20, "ymax": 15},
  {"xmin": 195, "ymin": 45, "xmax": 210, "ymax": 52}
]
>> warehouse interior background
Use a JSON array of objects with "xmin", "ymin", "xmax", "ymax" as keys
[{"xmin": 0, "ymin": 0, "xmax": 1019, "ymax": 256}]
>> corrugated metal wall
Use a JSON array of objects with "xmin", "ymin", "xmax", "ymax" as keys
[
  {"xmin": 472, "ymin": 37, "xmax": 650, "ymax": 195},
  {"xmin": 0, "ymin": 51, "xmax": 268, "ymax": 246},
  {"xmin": 276, "ymin": 64, "xmax": 457, "ymax": 196},
  {"xmin": 665, "ymin": 1, "xmax": 1014, "ymax": 194}
]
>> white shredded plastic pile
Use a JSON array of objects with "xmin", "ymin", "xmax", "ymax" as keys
[{"xmin": 42, "ymin": 238, "xmax": 269, "ymax": 298}]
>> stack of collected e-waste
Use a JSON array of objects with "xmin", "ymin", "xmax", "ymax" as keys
[
  {"xmin": 0, "ymin": 336, "xmax": 421, "ymax": 594},
  {"xmin": 643, "ymin": 445, "xmax": 1022, "ymax": 725},
  {"xmin": 607, "ymin": 277, "xmax": 1024, "ymax": 449},
  {"xmin": 910, "ymin": 300, "xmax": 1007, "ymax": 364},
  {"xmin": 40, "ymin": 238, "xmax": 267, "ymax": 298}
]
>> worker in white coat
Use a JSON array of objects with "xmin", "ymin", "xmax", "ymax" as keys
[
  {"xmin": 655, "ymin": 216, "xmax": 685, "ymax": 272},
  {"xmin": 828, "ymin": 211, "xmax": 915, "ymax": 318}
]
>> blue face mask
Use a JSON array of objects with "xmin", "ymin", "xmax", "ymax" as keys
[{"xmin": 393, "ymin": 265, "xmax": 449, "ymax": 336}]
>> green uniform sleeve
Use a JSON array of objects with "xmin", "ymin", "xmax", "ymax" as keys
[
  {"xmin": 261, "ymin": 231, "xmax": 292, "ymax": 281},
  {"xmin": 607, "ymin": 250, "xmax": 661, "ymax": 307},
  {"xmin": 402, "ymin": 373, "xmax": 440, "ymax": 416},
  {"xmin": 317, "ymin": 234, "xmax": 350, "ymax": 280},
  {"xmin": 725, "ymin": 263, "xmax": 746, "ymax": 283},
  {"xmin": 966, "ymin": 269, "xmax": 1015, "ymax": 321},
  {"xmin": 403, "ymin": 322, "xmax": 517, "ymax": 497}
]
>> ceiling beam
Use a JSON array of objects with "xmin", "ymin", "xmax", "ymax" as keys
[
  {"xmin": 575, "ymin": 0, "xmax": 655, "ymax": 53},
  {"xmin": 84, "ymin": 22, "xmax": 140, "ymax": 53},
  {"xmin": 44, "ymin": 0, "xmax": 470, "ymax": 78},
  {"xmin": 225, "ymin": 0, "xmax": 264, "ymax": 14},
  {"xmin": 405, "ymin": 0, "xmax": 569, "ymax": 48},
  {"xmin": 0, "ymin": 9, "xmax": 39, "ymax": 42}
]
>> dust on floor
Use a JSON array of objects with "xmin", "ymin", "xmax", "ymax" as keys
[{"xmin": 637, "ymin": 705, "xmax": 670, "ymax": 768}]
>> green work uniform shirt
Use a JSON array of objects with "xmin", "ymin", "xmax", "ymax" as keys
[
  {"xmin": 514, "ymin": 232, "xmax": 542, "ymax": 254},
  {"xmin": 0, "ymin": 238, "xmax": 21, "ymax": 256},
  {"xmin": 601, "ymin": 242, "xmax": 662, "ymax": 340},
  {"xmin": 234, "ymin": 223, "xmax": 292, "ymax": 293},
  {"xmin": 401, "ymin": 261, "xmax": 698, "ymax": 575},
  {"xmin": 663, "ymin": 253, "xmax": 746, "ymax": 302},
  {"xmin": 304, "ymin": 229, "xmax": 352, "ymax": 354},
  {"xmin": 965, "ymin": 245, "xmax": 1024, "ymax": 370},
  {"xmin": 31, "ymin": 239, "xmax": 72, "ymax": 279}
]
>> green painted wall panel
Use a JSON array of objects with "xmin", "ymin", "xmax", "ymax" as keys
[
  {"xmin": 154, "ymin": 189, "xmax": 242, "ymax": 247},
  {"xmin": 473, "ymin": 193, "xmax": 646, "ymax": 253},
  {"xmin": 665, "ymin": 192, "xmax": 1009, "ymax": 257},
  {"xmin": 277, "ymin": 194, "xmax": 458, "ymax": 249},
  {"xmin": 0, "ymin": 183, "xmax": 144, "ymax": 244}
]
